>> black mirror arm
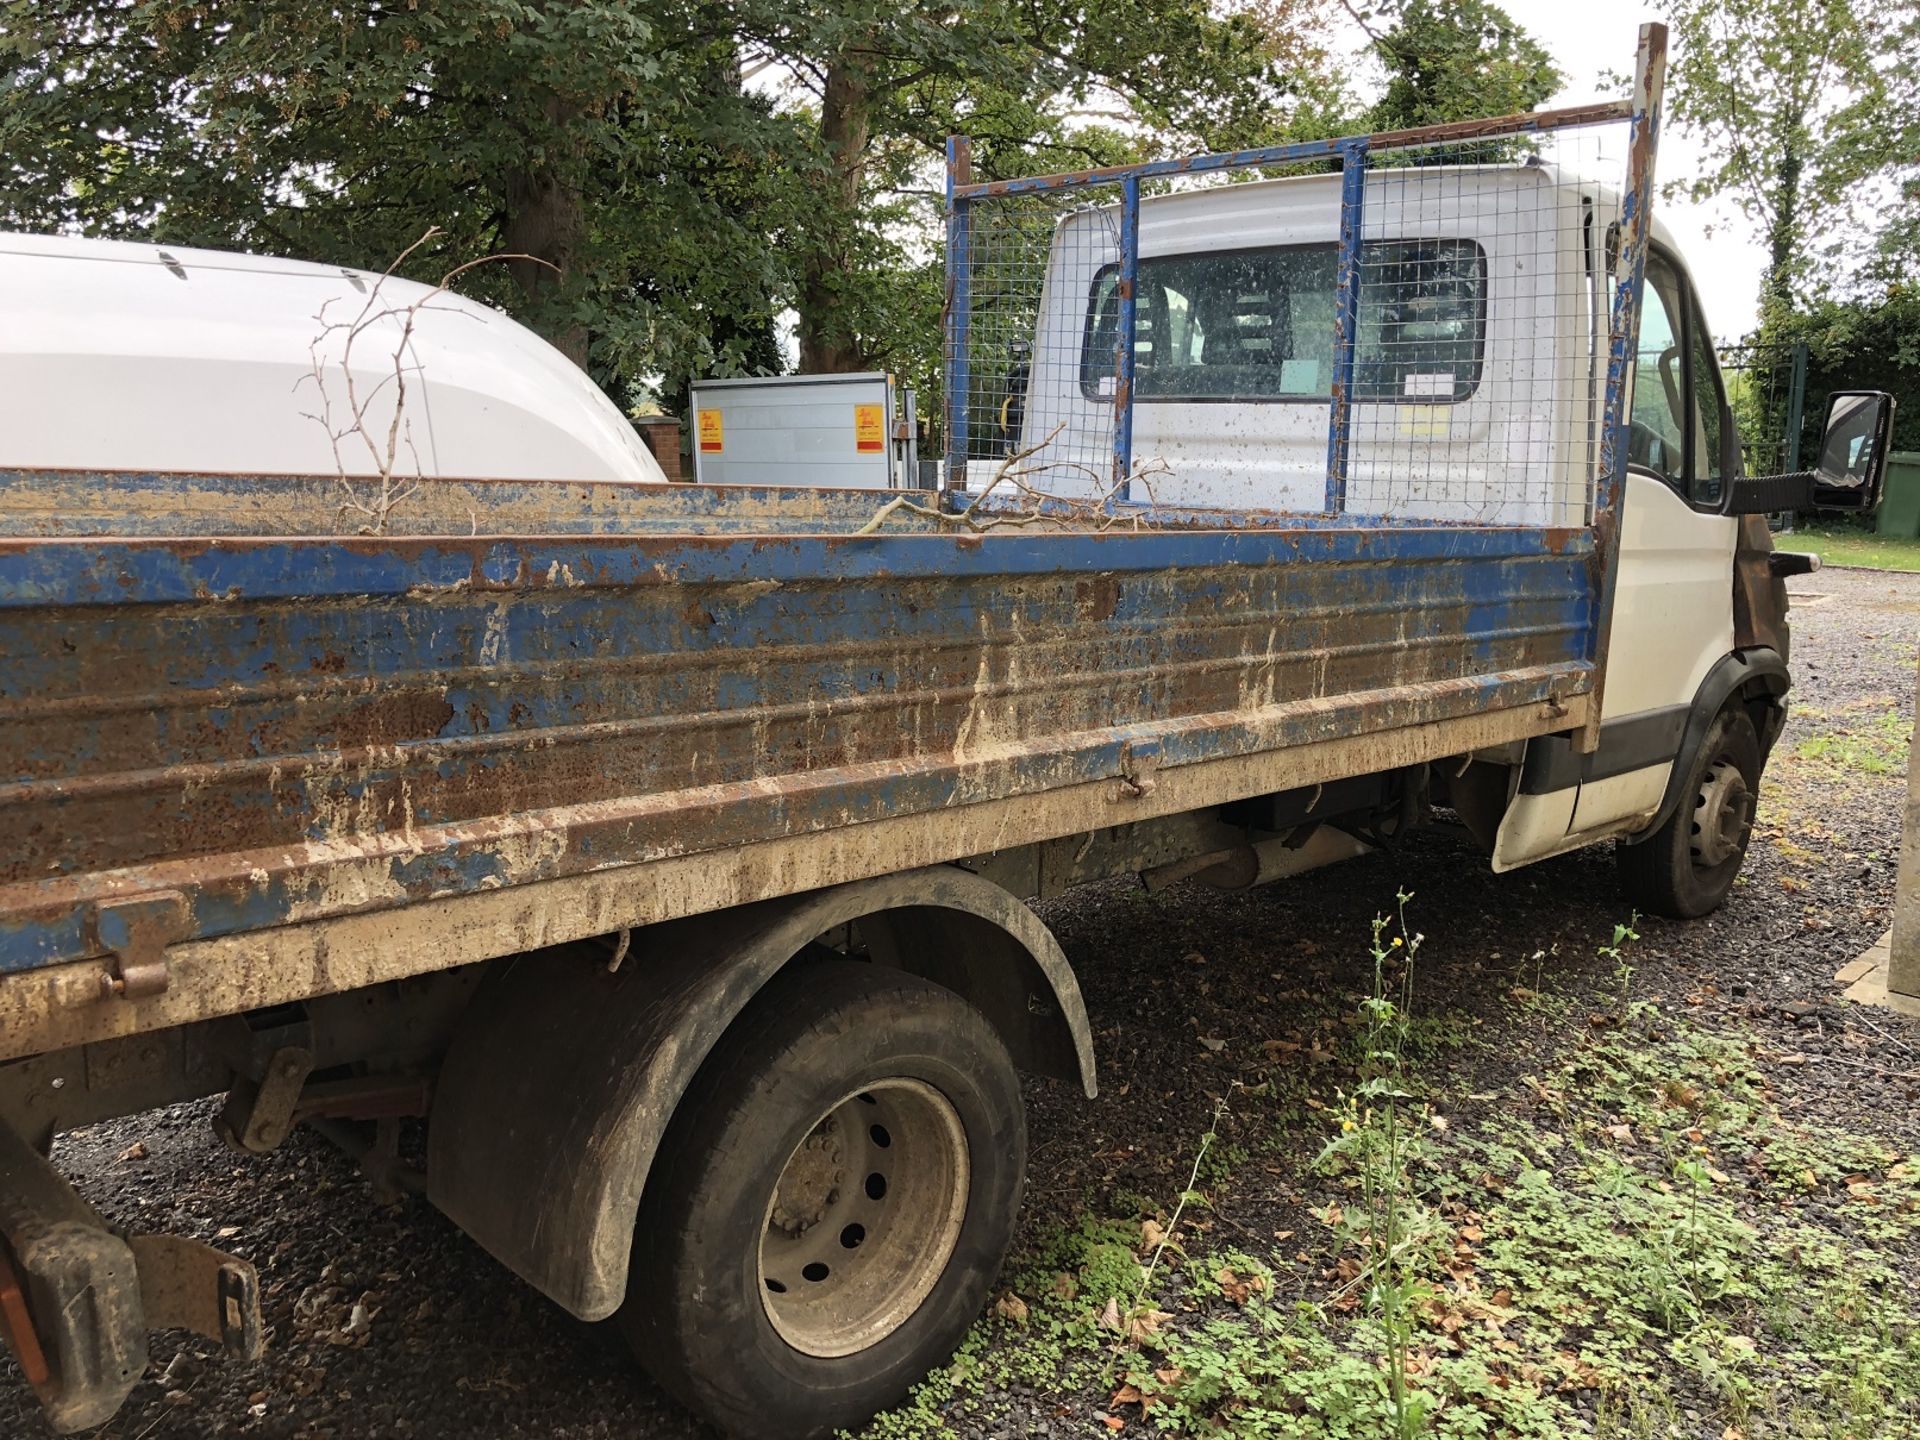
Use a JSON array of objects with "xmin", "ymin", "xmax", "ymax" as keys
[{"xmin": 1723, "ymin": 471, "xmax": 1816, "ymax": 515}]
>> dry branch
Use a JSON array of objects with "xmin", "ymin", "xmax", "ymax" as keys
[
  {"xmin": 855, "ymin": 424, "xmax": 1171, "ymax": 536},
  {"xmin": 295, "ymin": 228, "xmax": 555, "ymax": 535}
]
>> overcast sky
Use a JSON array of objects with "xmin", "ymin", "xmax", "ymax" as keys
[{"xmin": 1329, "ymin": 2, "xmax": 1767, "ymax": 338}]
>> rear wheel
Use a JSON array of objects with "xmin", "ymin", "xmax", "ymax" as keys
[
  {"xmin": 1617, "ymin": 707, "xmax": 1762, "ymax": 918},
  {"xmin": 621, "ymin": 959, "xmax": 1026, "ymax": 1440}
]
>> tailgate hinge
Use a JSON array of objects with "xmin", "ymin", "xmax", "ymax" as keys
[
  {"xmin": 87, "ymin": 891, "xmax": 190, "ymax": 1001},
  {"xmin": 1111, "ymin": 738, "xmax": 1161, "ymax": 801}
]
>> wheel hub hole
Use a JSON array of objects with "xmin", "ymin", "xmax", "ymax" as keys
[{"xmin": 758, "ymin": 1079, "xmax": 971, "ymax": 1359}]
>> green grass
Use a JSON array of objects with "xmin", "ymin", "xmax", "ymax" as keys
[
  {"xmin": 1792, "ymin": 706, "xmax": 1911, "ymax": 778},
  {"xmin": 849, "ymin": 918, "xmax": 1920, "ymax": 1440},
  {"xmin": 1787, "ymin": 525, "xmax": 1920, "ymax": 573}
]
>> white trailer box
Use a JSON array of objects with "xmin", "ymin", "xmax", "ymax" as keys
[{"xmin": 689, "ymin": 373, "xmax": 908, "ymax": 489}]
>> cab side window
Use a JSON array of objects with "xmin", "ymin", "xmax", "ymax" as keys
[
  {"xmin": 1685, "ymin": 296, "xmax": 1726, "ymax": 507},
  {"xmin": 1628, "ymin": 258, "xmax": 1686, "ymax": 485},
  {"xmin": 1628, "ymin": 251, "xmax": 1725, "ymax": 509}
]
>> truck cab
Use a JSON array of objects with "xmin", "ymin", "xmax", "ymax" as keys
[{"xmin": 992, "ymin": 161, "xmax": 1869, "ymax": 915}]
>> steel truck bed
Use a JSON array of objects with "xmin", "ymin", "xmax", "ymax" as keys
[{"xmin": 0, "ymin": 468, "xmax": 1593, "ymax": 1057}]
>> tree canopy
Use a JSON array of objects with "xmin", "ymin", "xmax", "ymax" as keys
[
  {"xmin": 1663, "ymin": 0, "xmax": 1920, "ymax": 320},
  {"xmin": 1357, "ymin": 0, "xmax": 1562, "ymax": 133},
  {"xmin": 1, "ymin": 0, "xmax": 1583, "ymax": 413}
]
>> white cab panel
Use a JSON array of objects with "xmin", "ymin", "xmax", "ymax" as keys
[
  {"xmin": 1017, "ymin": 165, "xmax": 1598, "ymax": 525},
  {"xmin": 1599, "ymin": 472, "xmax": 1737, "ymax": 719}
]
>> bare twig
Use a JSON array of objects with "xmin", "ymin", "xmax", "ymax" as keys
[
  {"xmin": 1792, "ymin": 1052, "xmax": 1920, "ymax": 1082},
  {"xmin": 856, "ymin": 423, "xmax": 1173, "ymax": 537},
  {"xmin": 295, "ymin": 228, "xmax": 556, "ymax": 534},
  {"xmin": 1844, "ymin": 1009, "xmax": 1918, "ymax": 1058}
]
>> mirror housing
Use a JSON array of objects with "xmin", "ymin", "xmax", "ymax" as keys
[
  {"xmin": 1722, "ymin": 390, "xmax": 1897, "ymax": 515},
  {"xmin": 1808, "ymin": 390, "xmax": 1895, "ymax": 511}
]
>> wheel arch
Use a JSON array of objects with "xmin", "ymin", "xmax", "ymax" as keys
[
  {"xmin": 425, "ymin": 865, "xmax": 1094, "ymax": 1323},
  {"xmin": 1628, "ymin": 646, "xmax": 1788, "ymax": 845}
]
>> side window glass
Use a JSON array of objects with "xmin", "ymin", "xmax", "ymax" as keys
[
  {"xmin": 1081, "ymin": 240, "xmax": 1486, "ymax": 402},
  {"xmin": 1686, "ymin": 301, "xmax": 1725, "ymax": 506},
  {"xmin": 1354, "ymin": 240, "xmax": 1486, "ymax": 401},
  {"xmin": 1629, "ymin": 257, "xmax": 1686, "ymax": 486}
]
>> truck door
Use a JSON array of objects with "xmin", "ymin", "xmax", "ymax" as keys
[{"xmin": 1495, "ymin": 246, "xmax": 1738, "ymax": 865}]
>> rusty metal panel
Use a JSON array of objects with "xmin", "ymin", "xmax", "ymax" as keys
[
  {"xmin": 0, "ymin": 506, "xmax": 1595, "ymax": 977},
  {"xmin": 0, "ymin": 469, "xmax": 949, "ymax": 539},
  {"xmin": 0, "ymin": 692, "xmax": 1581, "ymax": 1063}
]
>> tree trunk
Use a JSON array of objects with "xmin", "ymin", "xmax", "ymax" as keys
[
  {"xmin": 1761, "ymin": 131, "xmax": 1805, "ymax": 323},
  {"xmin": 503, "ymin": 95, "xmax": 589, "ymax": 369},
  {"xmin": 797, "ymin": 53, "xmax": 872, "ymax": 374}
]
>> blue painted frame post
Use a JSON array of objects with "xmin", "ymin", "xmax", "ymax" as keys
[
  {"xmin": 1581, "ymin": 23, "xmax": 1668, "ymax": 751},
  {"xmin": 944, "ymin": 136, "xmax": 974, "ymax": 492},
  {"xmin": 1111, "ymin": 175, "xmax": 1141, "ymax": 504},
  {"xmin": 1325, "ymin": 141, "xmax": 1369, "ymax": 514}
]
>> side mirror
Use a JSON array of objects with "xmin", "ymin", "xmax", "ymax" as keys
[{"xmin": 1810, "ymin": 390, "xmax": 1896, "ymax": 511}]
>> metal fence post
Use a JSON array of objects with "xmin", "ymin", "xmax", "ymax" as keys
[
  {"xmin": 1325, "ymin": 140, "xmax": 1369, "ymax": 513},
  {"xmin": 1785, "ymin": 340, "xmax": 1809, "ymax": 472},
  {"xmin": 1580, "ymin": 21, "xmax": 1668, "ymax": 753},
  {"xmin": 1111, "ymin": 175, "xmax": 1141, "ymax": 504},
  {"xmin": 944, "ymin": 136, "xmax": 973, "ymax": 492}
]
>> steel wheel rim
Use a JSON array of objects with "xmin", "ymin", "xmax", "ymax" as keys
[
  {"xmin": 758, "ymin": 1078, "xmax": 970, "ymax": 1358},
  {"xmin": 1690, "ymin": 755, "xmax": 1753, "ymax": 869}
]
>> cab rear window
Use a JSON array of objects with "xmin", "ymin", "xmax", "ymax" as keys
[{"xmin": 1081, "ymin": 239, "xmax": 1487, "ymax": 404}]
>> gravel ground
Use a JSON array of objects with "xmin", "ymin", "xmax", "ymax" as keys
[{"xmin": 5, "ymin": 565, "xmax": 1917, "ymax": 1440}]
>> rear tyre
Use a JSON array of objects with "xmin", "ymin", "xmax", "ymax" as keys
[
  {"xmin": 621, "ymin": 959, "xmax": 1026, "ymax": 1440},
  {"xmin": 1616, "ymin": 707, "xmax": 1762, "ymax": 919}
]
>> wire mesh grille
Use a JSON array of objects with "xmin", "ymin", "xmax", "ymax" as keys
[
  {"xmin": 948, "ymin": 122, "xmax": 1638, "ymax": 525},
  {"xmin": 1345, "ymin": 136, "xmax": 1623, "ymax": 525},
  {"xmin": 949, "ymin": 196, "xmax": 1119, "ymax": 499}
]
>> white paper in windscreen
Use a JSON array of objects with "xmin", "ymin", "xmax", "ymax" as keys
[{"xmin": 1280, "ymin": 359, "xmax": 1321, "ymax": 393}]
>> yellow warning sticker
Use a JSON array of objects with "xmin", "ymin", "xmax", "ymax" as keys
[
  {"xmin": 1398, "ymin": 405, "xmax": 1449, "ymax": 438},
  {"xmin": 697, "ymin": 409, "xmax": 724, "ymax": 453},
  {"xmin": 854, "ymin": 403, "xmax": 886, "ymax": 454}
]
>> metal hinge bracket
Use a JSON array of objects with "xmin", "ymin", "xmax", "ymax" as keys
[
  {"xmin": 1111, "ymin": 738, "xmax": 1161, "ymax": 801},
  {"xmin": 87, "ymin": 891, "xmax": 190, "ymax": 1001}
]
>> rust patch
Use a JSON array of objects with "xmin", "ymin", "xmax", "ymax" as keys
[
  {"xmin": 323, "ymin": 692, "xmax": 457, "ymax": 750},
  {"xmin": 1074, "ymin": 575, "xmax": 1121, "ymax": 624}
]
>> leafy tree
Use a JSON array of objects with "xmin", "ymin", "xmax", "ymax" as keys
[
  {"xmin": 0, "ymin": 1, "xmax": 815, "ymax": 401},
  {"xmin": 1663, "ymin": 0, "xmax": 1920, "ymax": 319},
  {"xmin": 0, "ymin": 0, "xmax": 1329, "ymax": 400},
  {"xmin": 0, "ymin": 0, "xmax": 1578, "ymax": 418},
  {"xmin": 1770, "ymin": 294, "xmax": 1920, "ymax": 458},
  {"xmin": 737, "ymin": 0, "xmax": 1321, "ymax": 374},
  {"xmin": 1349, "ymin": 0, "xmax": 1562, "ymax": 133}
]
